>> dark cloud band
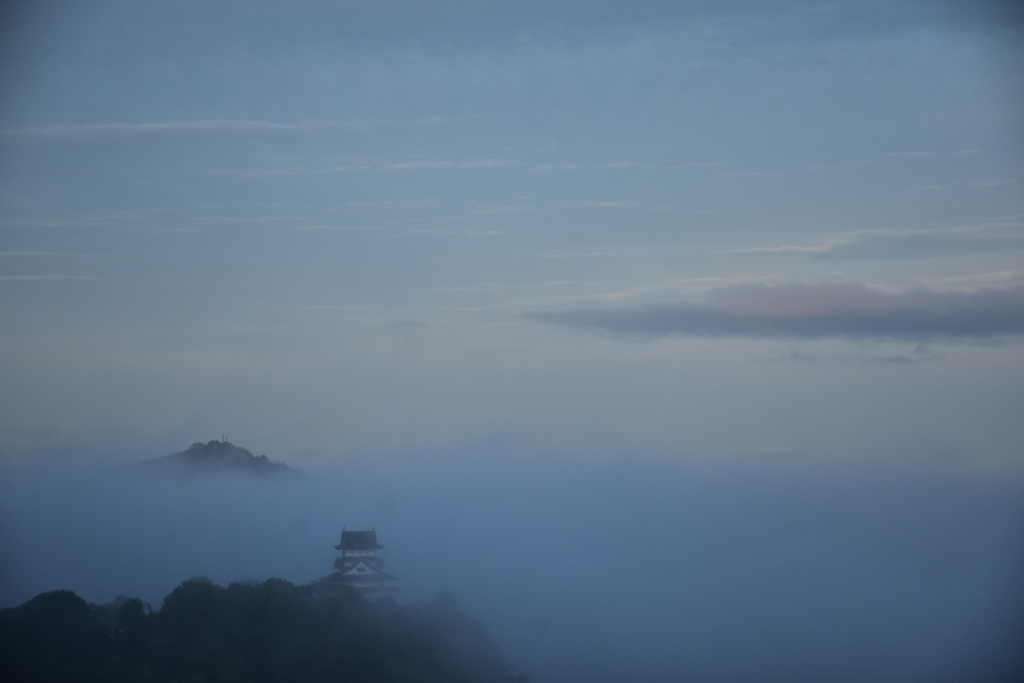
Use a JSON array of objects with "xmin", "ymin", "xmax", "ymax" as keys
[{"xmin": 529, "ymin": 282, "xmax": 1024, "ymax": 341}]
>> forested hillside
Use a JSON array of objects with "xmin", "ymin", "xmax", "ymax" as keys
[{"xmin": 0, "ymin": 578, "xmax": 526, "ymax": 683}]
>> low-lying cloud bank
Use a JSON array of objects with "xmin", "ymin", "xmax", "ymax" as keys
[
  {"xmin": 2, "ymin": 454, "xmax": 1023, "ymax": 682},
  {"xmin": 528, "ymin": 282, "xmax": 1024, "ymax": 341}
]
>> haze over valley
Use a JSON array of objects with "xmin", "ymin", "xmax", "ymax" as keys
[{"xmin": 2, "ymin": 1, "xmax": 1023, "ymax": 680}]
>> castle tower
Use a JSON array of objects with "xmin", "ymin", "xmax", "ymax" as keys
[{"xmin": 315, "ymin": 528, "xmax": 399, "ymax": 601}]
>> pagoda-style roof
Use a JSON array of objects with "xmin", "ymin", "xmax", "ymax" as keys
[{"xmin": 335, "ymin": 529, "xmax": 383, "ymax": 550}]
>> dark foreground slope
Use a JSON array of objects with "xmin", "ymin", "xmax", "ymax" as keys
[
  {"xmin": 0, "ymin": 579, "xmax": 526, "ymax": 683},
  {"xmin": 140, "ymin": 440, "xmax": 301, "ymax": 478}
]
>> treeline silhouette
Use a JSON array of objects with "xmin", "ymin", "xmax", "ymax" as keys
[{"xmin": 0, "ymin": 578, "xmax": 527, "ymax": 683}]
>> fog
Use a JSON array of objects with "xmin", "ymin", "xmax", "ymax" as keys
[
  {"xmin": 3, "ymin": 451, "xmax": 1022, "ymax": 682},
  {"xmin": 2, "ymin": 1, "xmax": 1024, "ymax": 679}
]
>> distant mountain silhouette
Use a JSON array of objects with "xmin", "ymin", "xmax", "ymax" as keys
[{"xmin": 141, "ymin": 440, "xmax": 301, "ymax": 478}]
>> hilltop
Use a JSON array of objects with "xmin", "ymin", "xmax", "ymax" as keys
[{"xmin": 140, "ymin": 440, "xmax": 300, "ymax": 478}]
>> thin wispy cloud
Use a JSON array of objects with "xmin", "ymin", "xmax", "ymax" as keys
[
  {"xmin": 297, "ymin": 221, "xmax": 502, "ymax": 238},
  {"xmin": 528, "ymin": 282, "xmax": 1024, "ymax": 341},
  {"xmin": 425, "ymin": 280, "xmax": 592, "ymax": 294},
  {"xmin": 882, "ymin": 149, "xmax": 991, "ymax": 161},
  {"xmin": 550, "ymin": 277, "xmax": 757, "ymax": 304},
  {"xmin": 304, "ymin": 304, "xmax": 373, "ymax": 311},
  {"xmin": 293, "ymin": 224, "xmax": 501, "ymax": 237},
  {"xmin": 0, "ymin": 217, "xmax": 120, "ymax": 229},
  {"xmin": 382, "ymin": 159, "xmax": 517, "ymax": 171},
  {"xmin": 1, "ymin": 118, "xmax": 446, "ymax": 139},
  {"xmin": 927, "ymin": 270, "xmax": 1023, "ymax": 285},
  {"xmin": 728, "ymin": 244, "xmax": 836, "ymax": 255},
  {"xmin": 970, "ymin": 179, "xmax": 1019, "ymax": 188},
  {"xmin": 532, "ymin": 162, "xmax": 638, "ymax": 172},
  {"xmin": 531, "ymin": 160, "xmax": 735, "ymax": 173},
  {"xmin": 761, "ymin": 348, "xmax": 942, "ymax": 366},
  {"xmin": 885, "ymin": 151, "xmax": 937, "ymax": 159},
  {"xmin": 539, "ymin": 250, "xmax": 626, "ymax": 259},
  {"xmin": 293, "ymin": 225, "xmax": 386, "ymax": 232},
  {"xmin": 0, "ymin": 207, "xmax": 216, "ymax": 230},
  {"xmin": 719, "ymin": 171, "xmax": 781, "ymax": 178},
  {"xmin": 348, "ymin": 198, "xmax": 436, "ymax": 206},
  {"xmin": 213, "ymin": 167, "xmax": 345, "ymax": 179},
  {"xmin": 0, "ymin": 251, "xmax": 99, "ymax": 257},
  {"xmin": 560, "ymin": 200, "xmax": 634, "ymax": 209},
  {"xmin": 726, "ymin": 223, "xmax": 1024, "ymax": 260},
  {"xmin": 385, "ymin": 161, "xmax": 455, "ymax": 170},
  {"xmin": 396, "ymin": 228, "xmax": 502, "ymax": 237},
  {"xmin": 459, "ymin": 159, "xmax": 516, "ymax": 168},
  {"xmin": 192, "ymin": 214, "xmax": 311, "ymax": 226},
  {"xmin": 120, "ymin": 227, "xmax": 207, "ymax": 235},
  {"xmin": 0, "ymin": 275, "xmax": 99, "ymax": 281},
  {"xmin": 466, "ymin": 204, "xmax": 532, "ymax": 215}
]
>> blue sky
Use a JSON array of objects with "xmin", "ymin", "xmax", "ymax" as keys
[{"xmin": 1, "ymin": 0, "xmax": 1023, "ymax": 468}]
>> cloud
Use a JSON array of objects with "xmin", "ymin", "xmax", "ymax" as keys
[
  {"xmin": 1, "ymin": 118, "xmax": 445, "ymax": 139},
  {"xmin": 729, "ymin": 244, "xmax": 835, "ymax": 255},
  {"xmin": 927, "ymin": 270, "xmax": 1023, "ymax": 285},
  {"xmin": 385, "ymin": 161, "xmax": 455, "ymax": 170},
  {"xmin": 0, "ymin": 251, "xmax": 98, "ymax": 257},
  {"xmin": 760, "ymin": 349, "xmax": 942, "ymax": 365},
  {"xmin": 970, "ymin": 179, "xmax": 1019, "ymax": 188},
  {"xmin": 0, "ymin": 275, "xmax": 98, "ymax": 281},
  {"xmin": 466, "ymin": 204, "xmax": 532, "ymax": 214},
  {"xmin": 379, "ymin": 158, "xmax": 514, "ymax": 171},
  {"xmin": 560, "ymin": 200, "xmax": 633, "ymax": 209},
  {"xmin": 459, "ymin": 159, "xmax": 516, "ymax": 168},
  {"xmin": 527, "ymin": 282, "xmax": 1024, "ymax": 341},
  {"xmin": 884, "ymin": 151, "xmax": 937, "ymax": 159},
  {"xmin": 397, "ymin": 228, "xmax": 502, "ymax": 236},
  {"xmin": 531, "ymin": 162, "xmax": 638, "ymax": 172},
  {"xmin": 719, "ymin": 171, "xmax": 781, "ymax": 178},
  {"xmin": 539, "ymin": 250, "xmax": 625, "ymax": 259},
  {"xmin": 292, "ymin": 224, "xmax": 500, "ymax": 237},
  {"xmin": 727, "ymin": 223, "xmax": 1024, "ymax": 260},
  {"xmin": 293, "ymin": 225, "xmax": 385, "ymax": 232}
]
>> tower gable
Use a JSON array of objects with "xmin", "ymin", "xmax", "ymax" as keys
[{"xmin": 335, "ymin": 529, "xmax": 383, "ymax": 551}]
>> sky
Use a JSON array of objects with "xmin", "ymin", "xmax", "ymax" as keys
[
  {"xmin": 1, "ymin": 0, "xmax": 1023, "ymax": 468},
  {"xmin": 2, "ymin": 2, "xmax": 1024, "ymax": 680}
]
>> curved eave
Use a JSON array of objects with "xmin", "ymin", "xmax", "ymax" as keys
[{"xmin": 319, "ymin": 571, "xmax": 399, "ymax": 583}]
